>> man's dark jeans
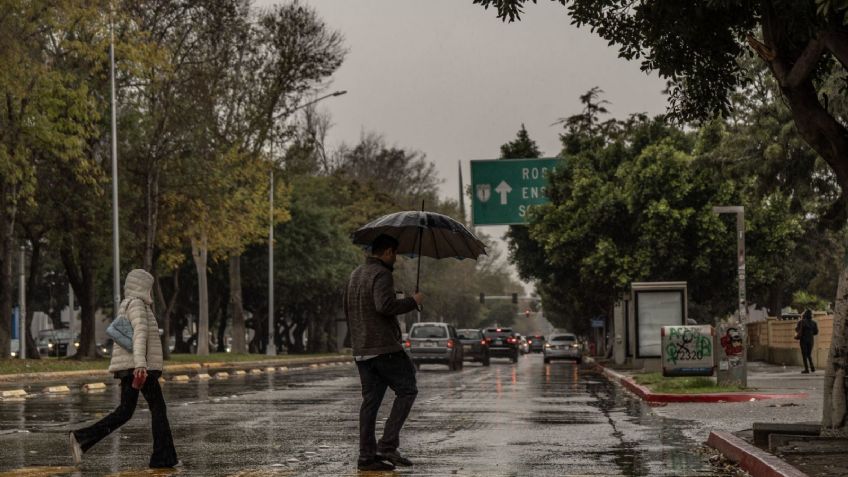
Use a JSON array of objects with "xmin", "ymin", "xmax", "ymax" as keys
[
  {"xmin": 356, "ymin": 351, "xmax": 418, "ymax": 460},
  {"xmin": 73, "ymin": 371, "xmax": 178, "ymax": 468}
]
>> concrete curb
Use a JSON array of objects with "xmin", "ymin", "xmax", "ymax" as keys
[
  {"xmin": 596, "ymin": 362, "xmax": 808, "ymax": 403},
  {"xmin": 706, "ymin": 431, "xmax": 809, "ymax": 477},
  {"xmin": 0, "ymin": 355, "xmax": 353, "ymax": 385}
]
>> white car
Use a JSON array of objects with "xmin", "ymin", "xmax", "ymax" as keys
[{"xmin": 543, "ymin": 333, "xmax": 582, "ymax": 364}]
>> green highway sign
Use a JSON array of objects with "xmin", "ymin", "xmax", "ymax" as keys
[{"xmin": 470, "ymin": 158, "xmax": 563, "ymax": 226}]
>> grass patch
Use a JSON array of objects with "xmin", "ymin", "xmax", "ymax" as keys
[
  {"xmin": 0, "ymin": 352, "xmax": 346, "ymax": 375},
  {"xmin": 631, "ymin": 372, "xmax": 747, "ymax": 394},
  {"xmin": 0, "ymin": 357, "xmax": 109, "ymax": 375}
]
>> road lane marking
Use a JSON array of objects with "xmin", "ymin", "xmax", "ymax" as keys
[
  {"xmin": 103, "ymin": 468, "xmax": 180, "ymax": 477},
  {"xmin": 0, "ymin": 466, "xmax": 77, "ymax": 476}
]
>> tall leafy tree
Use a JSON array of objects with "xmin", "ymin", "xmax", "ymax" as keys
[{"xmin": 475, "ymin": 0, "xmax": 848, "ymax": 433}]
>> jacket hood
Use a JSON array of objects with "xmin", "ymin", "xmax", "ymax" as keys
[{"xmin": 124, "ymin": 269, "xmax": 154, "ymax": 304}]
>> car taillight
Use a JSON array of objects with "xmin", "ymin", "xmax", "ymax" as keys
[
  {"xmin": 447, "ymin": 339, "xmax": 455, "ymax": 349},
  {"xmin": 528, "ymin": 340, "xmax": 533, "ymax": 344},
  {"xmin": 480, "ymin": 339, "xmax": 487, "ymax": 346},
  {"xmin": 485, "ymin": 337, "xmax": 492, "ymax": 344},
  {"xmin": 404, "ymin": 340, "xmax": 411, "ymax": 348},
  {"xmin": 507, "ymin": 337, "xmax": 517, "ymax": 344}
]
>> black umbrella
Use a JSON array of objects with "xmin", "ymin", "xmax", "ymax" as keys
[{"xmin": 352, "ymin": 205, "xmax": 486, "ymax": 292}]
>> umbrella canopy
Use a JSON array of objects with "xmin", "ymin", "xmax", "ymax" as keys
[{"xmin": 352, "ymin": 211, "xmax": 486, "ymax": 260}]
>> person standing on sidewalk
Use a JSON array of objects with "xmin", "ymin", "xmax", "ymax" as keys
[
  {"xmin": 796, "ymin": 309, "xmax": 819, "ymax": 374},
  {"xmin": 69, "ymin": 269, "xmax": 179, "ymax": 469},
  {"xmin": 344, "ymin": 234, "xmax": 423, "ymax": 472}
]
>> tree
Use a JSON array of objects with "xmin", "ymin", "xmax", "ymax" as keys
[
  {"xmin": 1, "ymin": 1, "xmax": 105, "ymax": 358},
  {"xmin": 165, "ymin": 1, "xmax": 343, "ymax": 355},
  {"xmin": 475, "ymin": 0, "xmax": 848, "ymax": 434}
]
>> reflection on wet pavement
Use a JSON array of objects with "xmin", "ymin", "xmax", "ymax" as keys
[{"xmin": 0, "ymin": 357, "xmax": 725, "ymax": 476}]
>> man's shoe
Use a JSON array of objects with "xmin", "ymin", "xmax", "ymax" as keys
[
  {"xmin": 357, "ymin": 458, "xmax": 395, "ymax": 471},
  {"xmin": 68, "ymin": 432, "xmax": 82, "ymax": 466},
  {"xmin": 377, "ymin": 450, "xmax": 413, "ymax": 467},
  {"xmin": 801, "ymin": 369, "xmax": 810, "ymax": 374},
  {"xmin": 811, "ymin": 367, "xmax": 816, "ymax": 373}
]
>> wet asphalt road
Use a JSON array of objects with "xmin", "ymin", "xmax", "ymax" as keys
[{"xmin": 0, "ymin": 355, "xmax": 725, "ymax": 476}]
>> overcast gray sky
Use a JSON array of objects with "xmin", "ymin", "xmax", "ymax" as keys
[{"xmin": 256, "ymin": 0, "xmax": 669, "ymax": 281}]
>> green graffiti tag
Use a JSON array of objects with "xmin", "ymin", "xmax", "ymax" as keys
[{"xmin": 665, "ymin": 327, "xmax": 712, "ymax": 365}]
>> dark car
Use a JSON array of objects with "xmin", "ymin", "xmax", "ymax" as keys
[
  {"xmin": 528, "ymin": 335, "xmax": 546, "ymax": 353},
  {"xmin": 405, "ymin": 322, "xmax": 464, "ymax": 371},
  {"xmin": 457, "ymin": 329, "xmax": 490, "ymax": 366},
  {"xmin": 483, "ymin": 327, "xmax": 519, "ymax": 363}
]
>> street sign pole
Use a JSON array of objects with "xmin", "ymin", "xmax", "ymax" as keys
[{"xmin": 712, "ymin": 206, "xmax": 747, "ymax": 388}]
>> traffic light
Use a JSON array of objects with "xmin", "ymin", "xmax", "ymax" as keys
[
  {"xmin": 511, "ymin": 293, "xmax": 518, "ymax": 304},
  {"xmin": 479, "ymin": 293, "xmax": 485, "ymax": 304}
]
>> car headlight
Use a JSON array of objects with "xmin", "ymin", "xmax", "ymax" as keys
[
  {"xmin": 48, "ymin": 343, "xmax": 54, "ymax": 349},
  {"xmin": 544, "ymin": 343, "xmax": 551, "ymax": 348},
  {"xmin": 572, "ymin": 344, "xmax": 580, "ymax": 349},
  {"xmin": 10, "ymin": 351, "xmax": 17, "ymax": 358},
  {"xmin": 74, "ymin": 342, "xmax": 80, "ymax": 348}
]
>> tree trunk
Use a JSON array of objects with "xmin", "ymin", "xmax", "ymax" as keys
[
  {"xmin": 0, "ymin": 191, "xmax": 14, "ymax": 358},
  {"xmin": 24, "ymin": 238, "xmax": 41, "ymax": 359},
  {"xmin": 228, "ymin": 254, "xmax": 246, "ymax": 353},
  {"xmin": 154, "ymin": 267, "xmax": 179, "ymax": 360},
  {"xmin": 191, "ymin": 235, "xmax": 209, "ymax": 355},
  {"xmin": 143, "ymin": 167, "xmax": 160, "ymax": 272},
  {"xmin": 61, "ymin": 245, "xmax": 97, "ymax": 359},
  {"xmin": 823, "ymin": 260, "xmax": 848, "ymax": 436}
]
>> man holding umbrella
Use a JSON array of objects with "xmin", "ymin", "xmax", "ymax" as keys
[{"xmin": 344, "ymin": 234, "xmax": 423, "ymax": 471}]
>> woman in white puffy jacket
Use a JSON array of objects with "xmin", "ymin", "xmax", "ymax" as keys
[{"xmin": 69, "ymin": 269, "xmax": 179, "ymax": 469}]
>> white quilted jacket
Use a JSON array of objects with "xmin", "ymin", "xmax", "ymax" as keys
[{"xmin": 108, "ymin": 269, "xmax": 164, "ymax": 372}]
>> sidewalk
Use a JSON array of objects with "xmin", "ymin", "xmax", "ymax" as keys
[
  {"xmin": 598, "ymin": 360, "xmax": 813, "ymax": 403},
  {"xmin": 597, "ymin": 360, "xmax": 824, "ymax": 477},
  {"xmin": 0, "ymin": 354, "xmax": 353, "ymax": 391}
]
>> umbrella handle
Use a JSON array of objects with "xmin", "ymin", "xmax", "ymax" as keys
[{"xmin": 415, "ymin": 200, "xmax": 424, "ymax": 293}]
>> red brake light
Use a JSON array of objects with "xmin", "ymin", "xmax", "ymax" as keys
[
  {"xmin": 404, "ymin": 340, "xmax": 411, "ymax": 348},
  {"xmin": 507, "ymin": 337, "xmax": 517, "ymax": 344},
  {"xmin": 447, "ymin": 339, "xmax": 455, "ymax": 349},
  {"xmin": 496, "ymin": 328, "xmax": 502, "ymax": 332},
  {"xmin": 528, "ymin": 340, "xmax": 533, "ymax": 344},
  {"xmin": 480, "ymin": 339, "xmax": 486, "ymax": 345}
]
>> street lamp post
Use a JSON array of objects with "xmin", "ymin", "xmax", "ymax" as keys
[
  {"xmin": 712, "ymin": 205, "xmax": 747, "ymax": 387},
  {"xmin": 109, "ymin": 9, "xmax": 121, "ymax": 314},
  {"xmin": 267, "ymin": 90, "xmax": 347, "ymax": 356}
]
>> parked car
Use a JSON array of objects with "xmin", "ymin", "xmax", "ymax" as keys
[
  {"xmin": 404, "ymin": 322, "xmax": 464, "ymax": 371},
  {"xmin": 528, "ymin": 335, "xmax": 546, "ymax": 353},
  {"xmin": 457, "ymin": 329, "xmax": 490, "ymax": 366},
  {"xmin": 483, "ymin": 327, "xmax": 519, "ymax": 363},
  {"xmin": 543, "ymin": 333, "xmax": 582, "ymax": 364},
  {"xmin": 37, "ymin": 329, "xmax": 78, "ymax": 357}
]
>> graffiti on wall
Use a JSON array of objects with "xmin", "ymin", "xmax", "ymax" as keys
[{"xmin": 661, "ymin": 325, "xmax": 715, "ymax": 377}]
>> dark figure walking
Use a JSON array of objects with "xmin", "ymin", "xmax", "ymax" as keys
[
  {"xmin": 69, "ymin": 269, "xmax": 179, "ymax": 468},
  {"xmin": 796, "ymin": 309, "xmax": 819, "ymax": 374},
  {"xmin": 344, "ymin": 234, "xmax": 423, "ymax": 471}
]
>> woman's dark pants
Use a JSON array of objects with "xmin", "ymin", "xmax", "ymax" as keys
[
  {"xmin": 800, "ymin": 339, "xmax": 815, "ymax": 371},
  {"xmin": 72, "ymin": 371, "xmax": 178, "ymax": 468},
  {"xmin": 356, "ymin": 351, "xmax": 418, "ymax": 461}
]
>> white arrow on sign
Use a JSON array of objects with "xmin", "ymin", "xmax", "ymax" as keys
[{"xmin": 495, "ymin": 180, "xmax": 512, "ymax": 205}]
